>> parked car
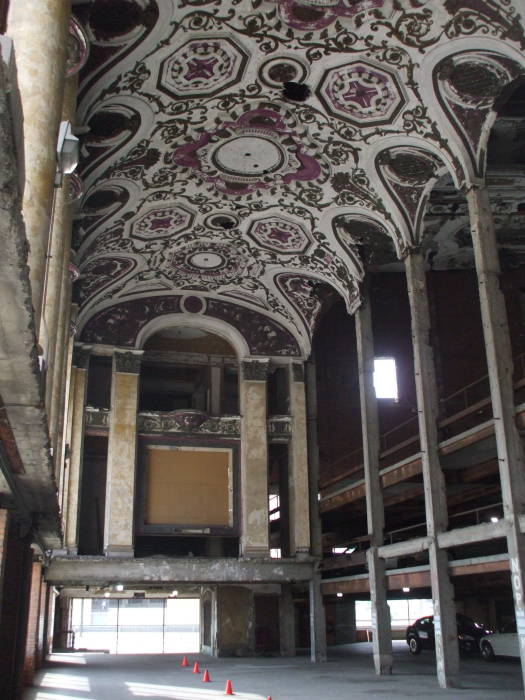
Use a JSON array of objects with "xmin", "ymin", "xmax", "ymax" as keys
[
  {"xmin": 406, "ymin": 614, "xmax": 492, "ymax": 655},
  {"xmin": 480, "ymin": 621, "xmax": 519, "ymax": 661}
]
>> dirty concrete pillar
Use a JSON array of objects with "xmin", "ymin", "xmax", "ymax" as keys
[
  {"xmin": 466, "ymin": 184, "xmax": 525, "ymax": 687},
  {"xmin": 305, "ymin": 355, "xmax": 322, "ymax": 558},
  {"xmin": 6, "ymin": 0, "xmax": 71, "ymax": 331},
  {"xmin": 309, "ymin": 574, "xmax": 327, "ymax": 662},
  {"xmin": 59, "ymin": 314, "xmax": 78, "ymax": 527},
  {"xmin": 405, "ymin": 250, "xmax": 459, "ymax": 688},
  {"xmin": 210, "ymin": 365, "xmax": 222, "ymax": 415},
  {"xmin": 64, "ymin": 345, "xmax": 90, "ymax": 554},
  {"xmin": 288, "ymin": 362, "xmax": 310, "ymax": 556},
  {"xmin": 279, "ymin": 583, "xmax": 295, "ymax": 656},
  {"xmin": 217, "ymin": 586, "xmax": 254, "ymax": 656},
  {"xmin": 355, "ymin": 295, "xmax": 392, "ymax": 674},
  {"xmin": 104, "ymin": 350, "xmax": 143, "ymax": 557},
  {"xmin": 22, "ymin": 558, "xmax": 43, "ymax": 685},
  {"xmin": 43, "ymin": 74, "xmax": 78, "ymax": 429},
  {"xmin": 240, "ymin": 359, "xmax": 269, "ymax": 557}
]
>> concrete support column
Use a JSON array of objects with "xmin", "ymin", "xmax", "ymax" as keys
[
  {"xmin": 279, "ymin": 583, "xmax": 296, "ymax": 656},
  {"xmin": 466, "ymin": 184, "xmax": 525, "ymax": 684},
  {"xmin": 355, "ymin": 295, "xmax": 392, "ymax": 674},
  {"xmin": 7, "ymin": 0, "xmax": 71, "ymax": 330},
  {"xmin": 22, "ymin": 559, "xmax": 43, "ymax": 685},
  {"xmin": 44, "ymin": 74, "xmax": 78, "ymax": 427},
  {"xmin": 305, "ymin": 356, "xmax": 322, "ymax": 558},
  {"xmin": 309, "ymin": 574, "xmax": 327, "ymax": 662},
  {"xmin": 288, "ymin": 362, "xmax": 310, "ymax": 556},
  {"xmin": 64, "ymin": 345, "xmax": 90, "ymax": 554},
  {"xmin": 104, "ymin": 350, "xmax": 143, "ymax": 557},
  {"xmin": 240, "ymin": 359, "xmax": 269, "ymax": 557},
  {"xmin": 210, "ymin": 365, "xmax": 222, "ymax": 416},
  {"xmin": 404, "ymin": 250, "xmax": 459, "ymax": 688}
]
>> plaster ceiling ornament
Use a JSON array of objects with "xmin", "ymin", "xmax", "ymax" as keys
[
  {"xmin": 79, "ymin": 256, "xmax": 137, "ymax": 304},
  {"xmin": 66, "ymin": 17, "xmax": 90, "ymax": 77},
  {"xmin": 376, "ymin": 147, "xmax": 444, "ymax": 245},
  {"xmin": 275, "ymin": 272, "xmax": 323, "ymax": 335},
  {"xmin": 66, "ymin": 173, "xmax": 84, "ymax": 205},
  {"xmin": 247, "ymin": 215, "xmax": 312, "ymax": 254},
  {"xmin": 332, "ymin": 214, "xmax": 397, "ymax": 270},
  {"xmin": 259, "ymin": 55, "xmax": 309, "ymax": 89},
  {"xmin": 158, "ymin": 35, "xmax": 249, "ymax": 98},
  {"xmin": 434, "ymin": 52, "xmax": 523, "ymax": 178},
  {"xmin": 80, "ymin": 295, "xmax": 301, "ymax": 357},
  {"xmin": 172, "ymin": 108, "xmax": 323, "ymax": 196},
  {"xmin": 204, "ymin": 212, "xmax": 240, "ymax": 231},
  {"xmin": 130, "ymin": 204, "xmax": 195, "ymax": 240},
  {"xmin": 161, "ymin": 240, "xmax": 250, "ymax": 289},
  {"xmin": 272, "ymin": 0, "xmax": 388, "ymax": 31},
  {"xmin": 316, "ymin": 60, "xmax": 406, "ymax": 127}
]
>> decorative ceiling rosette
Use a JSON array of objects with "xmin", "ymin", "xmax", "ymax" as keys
[
  {"xmin": 172, "ymin": 107, "xmax": 325, "ymax": 196},
  {"xmin": 269, "ymin": 0, "xmax": 389, "ymax": 32},
  {"xmin": 434, "ymin": 52, "xmax": 524, "ymax": 178},
  {"xmin": 158, "ymin": 35, "xmax": 250, "ymax": 98},
  {"xmin": 376, "ymin": 146, "xmax": 444, "ymax": 245},
  {"xmin": 316, "ymin": 59, "xmax": 407, "ymax": 128},
  {"xmin": 247, "ymin": 215, "xmax": 312, "ymax": 254},
  {"xmin": 128, "ymin": 204, "xmax": 196, "ymax": 241}
]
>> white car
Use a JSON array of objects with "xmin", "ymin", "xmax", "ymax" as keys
[{"xmin": 480, "ymin": 621, "xmax": 519, "ymax": 660}]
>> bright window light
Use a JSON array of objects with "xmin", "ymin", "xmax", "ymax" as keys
[
  {"xmin": 270, "ymin": 548, "xmax": 281, "ymax": 558},
  {"xmin": 269, "ymin": 494, "xmax": 280, "ymax": 521},
  {"xmin": 373, "ymin": 357, "xmax": 398, "ymax": 400}
]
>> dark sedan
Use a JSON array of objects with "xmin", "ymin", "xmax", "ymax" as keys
[{"xmin": 406, "ymin": 613, "xmax": 492, "ymax": 655}]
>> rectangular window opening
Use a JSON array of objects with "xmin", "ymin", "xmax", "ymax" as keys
[{"xmin": 373, "ymin": 357, "xmax": 398, "ymax": 400}]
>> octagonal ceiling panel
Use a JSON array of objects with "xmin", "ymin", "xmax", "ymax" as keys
[
  {"xmin": 129, "ymin": 204, "xmax": 195, "ymax": 241},
  {"xmin": 316, "ymin": 60, "xmax": 406, "ymax": 127},
  {"xmin": 158, "ymin": 35, "xmax": 249, "ymax": 98},
  {"xmin": 247, "ymin": 215, "xmax": 312, "ymax": 254}
]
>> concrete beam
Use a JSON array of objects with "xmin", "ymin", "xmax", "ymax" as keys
[
  {"xmin": 45, "ymin": 556, "xmax": 316, "ymax": 586},
  {"xmin": 437, "ymin": 520, "xmax": 507, "ymax": 549},
  {"xmin": 378, "ymin": 537, "xmax": 432, "ymax": 559}
]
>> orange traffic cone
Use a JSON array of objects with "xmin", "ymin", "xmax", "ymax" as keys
[
  {"xmin": 193, "ymin": 662, "xmax": 200, "ymax": 674},
  {"xmin": 202, "ymin": 669, "xmax": 210, "ymax": 682},
  {"xmin": 181, "ymin": 656, "xmax": 188, "ymax": 667},
  {"xmin": 224, "ymin": 679, "xmax": 234, "ymax": 695}
]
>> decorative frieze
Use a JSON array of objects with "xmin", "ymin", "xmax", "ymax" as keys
[
  {"xmin": 241, "ymin": 359, "xmax": 270, "ymax": 382},
  {"xmin": 114, "ymin": 351, "xmax": 143, "ymax": 374},
  {"xmin": 85, "ymin": 407, "xmax": 110, "ymax": 429},
  {"xmin": 138, "ymin": 412, "xmax": 241, "ymax": 437},
  {"xmin": 268, "ymin": 415, "xmax": 292, "ymax": 438}
]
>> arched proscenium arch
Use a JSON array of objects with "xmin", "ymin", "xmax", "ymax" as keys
[{"xmin": 135, "ymin": 313, "xmax": 250, "ymax": 359}]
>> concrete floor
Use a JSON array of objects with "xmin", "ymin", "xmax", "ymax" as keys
[{"xmin": 24, "ymin": 642, "xmax": 523, "ymax": 700}]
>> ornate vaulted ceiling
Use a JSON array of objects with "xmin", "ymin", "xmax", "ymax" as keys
[{"xmin": 71, "ymin": 0, "xmax": 525, "ymax": 357}]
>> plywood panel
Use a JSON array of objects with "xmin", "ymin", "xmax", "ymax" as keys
[{"xmin": 145, "ymin": 447, "xmax": 231, "ymax": 526}]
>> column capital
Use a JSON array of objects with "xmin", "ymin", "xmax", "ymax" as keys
[
  {"xmin": 113, "ymin": 349, "xmax": 143, "ymax": 374},
  {"xmin": 291, "ymin": 362, "xmax": 305, "ymax": 383},
  {"xmin": 241, "ymin": 358, "xmax": 269, "ymax": 382},
  {"xmin": 72, "ymin": 345, "xmax": 91, "ymax": 369}
]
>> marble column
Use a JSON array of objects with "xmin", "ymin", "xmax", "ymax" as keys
[
  {"xmin": 404, "ymin": 250, "xmax": 459, "ymax": 688},
  {"xmin": 355, "ymin": 295, "xmax": 392, "ymax": 675},
  {"xmin": 104, "ymin": 350, "xmax": 143, "ymax": 557},
  {"xmin": 64, "ymin": 345, "xmax": 90, "ymax": 554},
  {"xmin": 43, "ymin": 74, "xmax": 78, "ymax": 425},
  {"xmin": 288, "ymin": 362, "xmax": 310, "ymax": 556},
  {"xmin": 240, "ymin": 359, "xmax": 269, "ymax": 557},
  {"xmin": 7, "ymin": 0, "xmax": 71, "ymax": 330},
  {"xmin": 466, "ymin": 184, "xmax": 525, "ymax": 686}
]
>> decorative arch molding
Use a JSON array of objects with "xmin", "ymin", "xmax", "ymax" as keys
[
  {"xmin": 331, "ymin": 211, "xmax": 399, "ymax": 271},
  {"xmin": 418, "ymin": 39, "xmax": 525, "ymax": 183},
  {"xmin": 376, "ymin": 145, "xmax": 447, "ymax": 247},
  {"xmin": 433, "ymin": 50, "xmax": 525, "ymax": 180},
  {"xmin": 78, "ymin": 294, "xmax": 303, "ymax": 358}
]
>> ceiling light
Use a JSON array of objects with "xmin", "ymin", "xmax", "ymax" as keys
[
  {"xmin": 336, "ymin": 592, "xmax": 343, "ymax": 598},
  {"xmin": 402, "ymin": 587, "xmax": 410, "ymax": 593},
  {"xmin": 171, "ymin": 590, "xmax": 179, "ymax": 597},
  {"xmin": 115, "ymin": 584, "xmax": 124, "ymax": 592},
  {"xmin": 104, "ymin": 591, "xmax": 110, "ymax": 598},
  {"xmin": 490, "ymin": 516, "xmax": 499, "ymax": 523}
]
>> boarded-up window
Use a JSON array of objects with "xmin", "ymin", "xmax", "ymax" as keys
[{"xmin": 145, "ymin": 446, "xmax": 231, "ymax": 527}]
